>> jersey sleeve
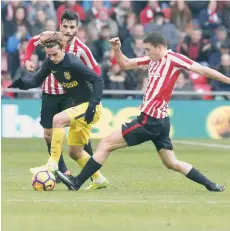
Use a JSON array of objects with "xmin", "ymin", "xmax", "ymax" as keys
[
  {"xmin": 135, "ymin": 56, "xmax": 151, "ymax": 66},
  {"xmin": 168, "ymin": 52, "xmax": 194, "ymax": 70},
  {"xmin": 24, "ymin": 35, "xmax": 42, "ymax": 62},
  {"xmin": 78, "ymin": 41, "xmax": 101, "ymax": 75}
]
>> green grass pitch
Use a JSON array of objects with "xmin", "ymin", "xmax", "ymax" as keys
[{"xmin": 2, "ymin": 138, "xmax": 230, "ymax": 231}]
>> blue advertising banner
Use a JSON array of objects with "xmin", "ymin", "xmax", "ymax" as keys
[{"xmin": 1, "ymin": 99, "xmax": 230, "ymax": 139}]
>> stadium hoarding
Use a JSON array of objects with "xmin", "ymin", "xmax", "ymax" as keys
[{"xmin": 1, "ymin": 99, "xmax": 230, "ymax": 139}]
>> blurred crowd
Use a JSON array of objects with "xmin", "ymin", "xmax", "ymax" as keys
[{"xmin": 1, "ymin": 0, "xmax": 230, "ymax": 100}]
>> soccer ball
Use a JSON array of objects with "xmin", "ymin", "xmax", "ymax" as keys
[{"xmin": 32, "ymin": 170, "xmax": 56, "ymax": 191}]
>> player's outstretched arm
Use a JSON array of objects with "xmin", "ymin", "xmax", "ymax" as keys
[
  {"xmin": 109, "ymin": 37, "xmax": 139, "ymax": 70},
  {"xmin": 9, "ymin": 58, "xmax": 51, "ymax": 90},
  {"xmin": 190, "ymin": 62, "xmax": 230, "ymax": 84}
]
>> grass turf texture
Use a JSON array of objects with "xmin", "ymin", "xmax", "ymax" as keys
[{"xmin": 2, "ymin": 138, "xmax": 230, "ymax": 231}]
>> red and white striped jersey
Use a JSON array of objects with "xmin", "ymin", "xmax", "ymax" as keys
[
  {"xmin": 25, "ymin": 36, "xmax": 100, "ymax": 95},
  {"xmin": 136, "ymin": 51, "xmax": 194, "ymax": 118}
]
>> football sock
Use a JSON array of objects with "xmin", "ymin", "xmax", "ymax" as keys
[
  {"xmin": 186, "ymin": 167, "xmax": 213, "ymax": 187},
  {"xmin": 76, "ymin": 151, "xmax": 105, "ymax": 183},
  {"xmin": 84, "ymin": 141, "xmax": 93, "ymax": 156},
  {"xmin": 50, "ymin": 128, "xmax": 65, "ymax": 164},
  {"xmin": 75, "ymin": 157, "xmax": 102, "ymax": 187},
  {"xmin": 47, "ymin": 143, "xmax": 67, "ymax": 173}
]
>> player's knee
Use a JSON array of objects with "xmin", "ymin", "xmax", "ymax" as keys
[
  {"xmin": 68, "ymin": 146, "xmax": 84, "ymax": 160},
  {"xmin": 164, "ymin": 160, "xmax": 180, "ymax": 171},
  {"xmin": 99, "ymin": 137, "xmax": 114, "ymax": 152},
  {"xmin": 53, "ymin": 114, "xmax": 64, "ymax": 128}
]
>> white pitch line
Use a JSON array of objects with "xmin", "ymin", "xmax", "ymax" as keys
[
  {"xmin": 7, "ymin": 198, "xmax": 230, "ymax": 204},
  {"xmin": 173, "ymin": 140, "xmax": 230, "ymax": 149}
]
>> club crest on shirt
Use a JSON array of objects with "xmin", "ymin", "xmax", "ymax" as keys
[{"xmin": 64, "ymin": 72, "xmax": 71, "ymax": 80}]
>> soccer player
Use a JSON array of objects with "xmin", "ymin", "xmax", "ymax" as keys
[
  {"xmin": 10, "ymin": 37, "xmax": 108, "ymax": 190},
  {"xmin": 58, "ymin": 32, "xmax": 230, "ymax": 192},
  {"xmin": 24, "ymin": 10, "xmax": 106, "ymax": 189}
]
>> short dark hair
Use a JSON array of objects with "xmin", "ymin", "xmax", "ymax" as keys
[
  {"xmin": 61, "ymin": 10, "xmax": 79, "ymax": 25},
  {"xmin": 143, "ymin": 32, "xmax": 167, "ymax": 47}
]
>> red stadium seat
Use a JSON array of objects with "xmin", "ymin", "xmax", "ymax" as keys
[
  {"xmin": 194, "ymin": 84, "xmax": 212, "ymax": 100},
  {"xmin": 189, "ymin": 72, "xmax": 208, "ymax": 85}
]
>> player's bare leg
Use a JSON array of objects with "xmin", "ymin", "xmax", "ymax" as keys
[
  {"xmin": 60, "ymin": 145, "xmax": 108, "ymax": 190},
  {"xmin": 158, "ymin": 149, "xmax": 225, "ymax": 192},
  {"xmin": 59, "ymin": 130, "xmax": 127, "ymax": 190}
]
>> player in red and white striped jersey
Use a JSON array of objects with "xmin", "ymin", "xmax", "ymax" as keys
[
  {"xmin": 24, "ymin": 10, "xmax": 107, "ymax": 190},
  {"xmin": 62, "ymin": 32, "xmax": 229, "ymax": 192}
]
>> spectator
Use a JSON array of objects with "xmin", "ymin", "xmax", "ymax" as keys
[
  {"xmin": 7, "ymin": 24, "xmax": 31, "ymax": 53},
  {"xmin": 121, "ymin": 24, "xmax": 144, "ymax": 57},
  {"xmin": 107, "ymin": 59, "xmax": 127, "ymax": 93},
  {"xmin": 199, "ymin": 0, "xmax": 221, "ymax": 35},
  {"xmin": 85, "ymin": 0, "xmax": 103, "ymax": 23},
  {"xmin": 3, "ymin": 6, "xmax": 31, "ymax": 42},
  {"xmin": 209, "ymin": 42, "xmax": 230, "ymax": 68},
  {"xmin": 180, "ymin": 28, "xmax": 212, "ymax": 63},
  {"xmin": 222, "ymin": 2, "xmax": 230, "ymax": 33},
  {"xmin": 110, "ymin": 0, "xmax": 132, "ymax": 26},
  {"xmin": 76, "ymin": 27, "xmax": 87, "ymax": 44},
  {"xmin": 91, "ymin": 25, "xmax": 111, "ymax": 63},
  {"xmin": 56, "ymin": 1, "xmax": 85, "ymax": 25},
  {"xmin": 45, "ymin": 19, "xmax": 57, "ymax": 32},
  {"xmin": 212, "ymin": 26, "xmax": 230, "ymax": 50},
  {"xmin": 83, "ymin": 0, "xmax": 111, "ymax": 14},
  {"xmin": 31, "ymin": 10, "xmax": 47, "ymax": 36},
  {"xmin": 122, "ymin": 37, "xmax": 145, "ymax": 59},
  {"xmin": 139, "ymin": 0, "xmax": 161, "ymax": 25},
  {"xmin": 87, "ymin": 8, "xmax": 118, "ymax": 41},
  {"xmin": 145, "ymin": 11, "xmax": 180, "ymax": 51},
  {"xmin": 173, "ymin": 71, "xmax": 200, "ymax": 100},
  {"xmin": 186, "ymin": 1, "xmax": 209, "ymax": 20},
  {"xmin": 6, "ymin": 24, "xmax": 31, "ymax": 77},
  {"xmin": 211, "ymin": 54, "xmax": 230, "ymax": 96},
  {"xmin": 27, "ymin": 0, "xmax": 56, "ymax": 26},
  {"xmin": 118, "ymin": 12, "xmax": 137, "ymax": 43},
  {"xmin": 170, "ymin": 0, "xmax": 192, "ymax": 37}
]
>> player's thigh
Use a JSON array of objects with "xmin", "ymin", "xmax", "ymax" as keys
[
  {"xmin": 98, "ymin": 129, "xmax": 128, "ymax": 152},
  {"xmin": 122, "ymin": 117, "xmax": 152, "ymax": 147},
  {"xmin": 40, "ymin": 93, "xmax": 61, "ymax": 129},
  {"xmin": 151, "ymin": 117, "xmax": 173, "ymax": 152},
  {"xmin": 67, "ymin": 125, "xmax": 91, "ymax": 146},
  {"xmin": 65, "ymin": 102, "xmax": 102, "ymax": 128}
]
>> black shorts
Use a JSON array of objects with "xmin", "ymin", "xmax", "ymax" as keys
[
  {"xmin": 122, "ymin": 113, "xmax": 173, "ymax": 151},
  {"xmin": 40, "ymin": 93, "xmax": 73, "ymax": 129}
]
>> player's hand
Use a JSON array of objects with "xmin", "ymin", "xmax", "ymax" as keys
[
  {"xmin": 8, "ymin": 79, "xmax": 23, "ymax": 89},
  {"xmin": 85, "ymin": 105, "xmax": 96, "ymax": 124},
  {"xmin": 25, "ymin": 60, "xmax": 36, "ymax": 72},
  {"xmin": 109, "ymin": 37, "xmax": 121, "ymax": 51}
]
